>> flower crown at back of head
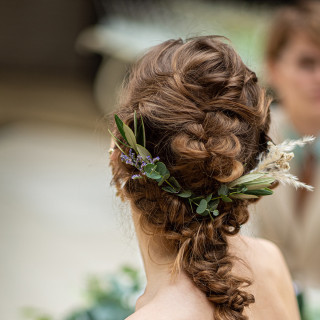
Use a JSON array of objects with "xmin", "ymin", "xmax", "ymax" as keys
[{"xmin": 109, "ymin": 112, "xmax": 314, "ymax": 221}]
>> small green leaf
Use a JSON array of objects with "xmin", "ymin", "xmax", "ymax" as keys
[
  {"xmin": 218, "ymin": 184, "xmax": 229, "ymax": 196},
  {"xmin": 162, "ymin": 186, "xmax": 178, "ymax": 193},
  {"xmin": 228, "ymin": 173, "xmax": 266, "ymax": 188},
  {"xmin": 246, "ymin": 183, "xmax": 272, "ymax": 190},
  {"xmin": 144, "ymin": 163, "xmax": 157, "ymax": 173},
  {"xmin": 196, "ymin": 199, "xmax": 208, "ymax": 214},
  {"xmin": 145, "ymin": 171, "xmax": 162, "ymax": 180},
  {"xmin": 155, "ymin": 162, "xmax": 169, "ymax": 176},
  {"xmin": 229, "ymin": 193, "xmax": 258, "ymax": 199},
  {"xmin": 206, "ymin": 194, "xmax": 213, "ymax": 202},
  {"xmin": 114, "ymin": 115, "xmax": 127, "ymax": 142},
  {"xmin": 199, "ymin": 210, "xmax": 209, "ymax": 216},
  {"xmin": 208, "ymin": 199, "xmax": 219, "ymax": 210},
  {"xmin": 136, "ymin": 144, "xmax": 152, "ymax": 160},
  {"xmin": 245, "ymin": 177, "xmax": 275, "ymax": 185},
  {"xmin": 244, "ymin": 188, "xmax": 273, "ymax": 196},
  {"xmin": 123, "ymin": 124, "xmax": 137, "ymax": 151},
  {"xmin": 177, "ymin": 190, "xmax": 192, "ymax": 198},
  {"xmin": 168, "ymin": 176, "xmax": 181, "ymax": 189},
  {"xmin": 221, "ymin": 194, "xmax": 233, "ymax": 202},
  {"xmin": 212, "ymin": 209, "xmax": 219, "ymax": 216}
]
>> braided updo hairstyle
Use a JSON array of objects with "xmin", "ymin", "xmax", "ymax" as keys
[{"xmin": 110, "ymin": 36, "xmax": 271, "ymax": 320}]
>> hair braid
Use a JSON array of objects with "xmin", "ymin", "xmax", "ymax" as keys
[{"xmin": 110, "ymin": 35, "xmax": 271, "ymax": 319}]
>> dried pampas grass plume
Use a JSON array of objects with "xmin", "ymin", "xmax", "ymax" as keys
[{"xmin": 251, "ymin": 136, "xmax": 315, "ymax": 191}]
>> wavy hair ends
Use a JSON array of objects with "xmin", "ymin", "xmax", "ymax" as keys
[{"xmin": 110, "ymin": 35, "xmax": 271, "ymax": 319}]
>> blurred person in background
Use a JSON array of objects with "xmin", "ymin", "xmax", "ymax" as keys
[{"xmin": 247, "ymin": 0, "xmax": 320, "ymax": 315}]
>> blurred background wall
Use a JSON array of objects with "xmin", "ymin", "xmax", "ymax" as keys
[{"xmin": 0, "ymin": 1, "xmax": 141, "ymax": 319}]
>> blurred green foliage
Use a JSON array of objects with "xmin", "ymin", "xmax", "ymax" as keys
[{"xmin": 22, "ymin": 265, "xmax": 144, "ymax": 320}]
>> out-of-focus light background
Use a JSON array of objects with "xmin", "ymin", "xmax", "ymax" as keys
[{"xmin": 1, "ymin": 1, "xmax": 319, "ymax": 320}]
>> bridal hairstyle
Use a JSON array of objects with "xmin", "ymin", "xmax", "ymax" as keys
[{"xmin": 110, "ymin": 36, "xmax": 271, "ymax": 319}]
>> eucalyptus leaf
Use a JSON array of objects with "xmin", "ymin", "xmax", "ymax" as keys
[
  {"xmin": 123, "ymin": 124, "xmax": 137, "ymax": 151},
  {"xmin": 221, "ymin": 194, "xmax": 232, "ymax": 202},
  {"xmin": 177, "ymin": 190, "xmax": 192, "ymax": 198},
  {"xmin": 136, "ymin": 144, "xmax": 152, "ymax": 160},
  {"xmin": 196, "ymin": 199, "xmax": 208, "ymax": 214},
  {"xmin": 212, "ymin": 209, "xmax": 220, "ymax": 216},
  {"xmin": 168, "ymin": 176, "xmax": 181, "ymax": 189},
  {"xmin": 218, "ymin": 184, "xmax": 229, "ymax": 196},
  {"xmin": 146, "ymin": 171, "xmax": 162, "ymax": 180},
  {"xmin": 208, "ymin": 199, "xmax": 219, "ymax": 210},
  {"xmin": 228, "ymin": 173, "xmax": 266, "ymax": 188},
  {"xmin": 156, "ymin": 162, "xmax": 169, "ymax": 176},
  {"xmin": 206, "ymin": 194, "xmax": 213, "ymax": 202},
  {"xmin": 144, "ymin": 163, "xmax": 156, "ymax": 173},
  {"xmin": 198, "ymin": 210, "xmax": 209, "ymax": 216},
  {"xmin": 162, "ymin": 186, "xmax": 178, "ymax": 193},
  {"xmin": 114, "ymin": 115, "xmax": 127, "ymax": 143}
]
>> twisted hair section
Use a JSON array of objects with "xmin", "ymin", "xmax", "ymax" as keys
[{"xmin": 110, "ymin": 36, "xmax": 271, "ymax": 319}]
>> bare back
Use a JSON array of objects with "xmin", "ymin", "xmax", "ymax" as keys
[{"xmin": 126, "ymin": 235, "xmax": 300, "ymax": 320}]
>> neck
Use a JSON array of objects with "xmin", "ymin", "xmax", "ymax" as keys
[{"xmin": 132, "ymin": 210, "xmax": 175, "ymax": 309}]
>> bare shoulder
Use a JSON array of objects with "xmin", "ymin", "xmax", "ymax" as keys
[
  {"xmin": 242, "ymin": 236, "xmax": 289, "ymax": 274},
  {"xmin": 125, "ymin": 303, "xmax": 210, "ymax": 320},
  {"xmin": 231, "ymin": 235, "xmax": 300, "ymax": 319},
  {"xmin": 233, "ymin": 235, "xmax": 292, "ymax": 283}
]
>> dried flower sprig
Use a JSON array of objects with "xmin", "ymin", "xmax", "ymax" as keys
[
  {"xmin": 109, "ymin": 113, "xmax": 304, "ymax": 220},
  {"xmin": 250, "ymin": 137, "xmax": 315, "ymax": 191}
]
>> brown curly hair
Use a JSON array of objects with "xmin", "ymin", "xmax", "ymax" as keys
[{"xmin": 109, "ymin": 36, "xmax": 271, "ymax": 320}]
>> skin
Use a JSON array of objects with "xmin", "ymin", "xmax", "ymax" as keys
[
  {"xmin": 267, "ymin": 34, "xmax": 320, "ymax": 136},
  {"xmin": 124, "ymin": 206, "xmax": 301, "ymax": 320}
]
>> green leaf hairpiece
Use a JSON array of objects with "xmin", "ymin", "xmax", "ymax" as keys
[{"xmin": 109, "ymin": 114, "xmax": 314, "ymax": 220}]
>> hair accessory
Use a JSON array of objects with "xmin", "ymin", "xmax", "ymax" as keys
[{"xmin": 109, "ymin": 113, "xmax": 314, "ymax": 221}]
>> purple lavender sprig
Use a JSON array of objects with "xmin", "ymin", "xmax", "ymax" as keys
[{"xmin": 120, "ymin": 149, "xmax": 160, "ymax": 179}]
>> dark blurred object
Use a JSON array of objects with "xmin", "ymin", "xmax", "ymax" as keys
[{"xmin": 0, "ymin": 0, "xmax": 100, "ymax": 79}]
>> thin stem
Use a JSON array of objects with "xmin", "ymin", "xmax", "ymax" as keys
[
  {"xmin": 164, "ymin": 179, "xmax": 175, "ymax": 190},
  {"xmin": 188, "ymin": 198, "xmax": 193, "ymax": 213}
]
